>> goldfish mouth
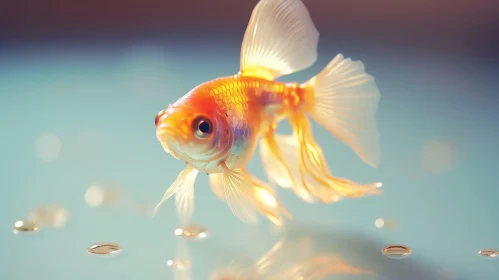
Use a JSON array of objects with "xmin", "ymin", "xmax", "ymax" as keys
[
  {"xmin": 156, "ymin": 125, "xmax": 186, "ymax": 160},
  {"xmin": 158, "ymin": 136, "xmax": 184, "ymax": 160},
  {"xmin": 159, "ymin": 141, "xmax": 183, "ymax": 160},
  {"xmin": 156, "ymin": 123, "xmax": 188, "ymax": 141}
]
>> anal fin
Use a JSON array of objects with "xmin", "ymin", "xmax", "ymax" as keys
[{"xmin": 259, "ymin": 126, "xmax": 317, "ymax": 203}]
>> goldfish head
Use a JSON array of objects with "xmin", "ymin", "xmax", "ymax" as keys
[{"xmin": 155, "ymin": 95, "xmax": 233, "ymax": 167}]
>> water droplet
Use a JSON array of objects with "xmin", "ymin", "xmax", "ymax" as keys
[
  {"xmin": 87, "ymin": 242, "xmax": 121, "ymax": 255},
  {"xmin": 85, "ymin": 183, "xmax": 124, "ymax": 208},
  {"xmin": 174, "ymin": 224, "xmax": 209, "ymax": 239},
  {"xmin": 29, "ymin": 204, "xmax": 68, "ymax": 228},
  {"xmin": 36, "ymin": 133, "xmax": 62, "ymax": 162},
  {"xmin": 382, "ymin": 244, "xmax": 412, "ymax": 259},
  {"xmin": 167, "ymin": 259, "xmax": 191, "ymax": 270},
  {"xmin": 374, "ymin": 218, "xmax": 399, "ymax": 230},
  {"xmin": 13, "ymin": 220, "xmax": 39, "ymax": 234},
  {"xmin": 478, "ymin": 248, "xmax": 499, "ymax": 259},
  {"xmin": 375, "ymin": 218, "xmax": 385, "ymax": 228}
]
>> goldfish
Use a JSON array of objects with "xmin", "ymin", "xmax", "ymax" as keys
[{"xmin": 152, "ymin": 0, "xmax": 382, "ymax": 226}]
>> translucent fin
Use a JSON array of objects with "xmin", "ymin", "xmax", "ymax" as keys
[
  {"xmin": 152, "ymin": 165, "xmax": 199, "ymax": 225},
  {"xmin": 212, "ymin": 167, "xmax": 290, "ymax": 226},
  {"xmin": 208, "ymin": 172, "xmax": 224, "ymax": 199},
  {"xmin": 175, "ymin": 167, "xmax": 199, "ymax": 225},
  {"xmin": 239, "ymin": 0, "xmax": 319, "ymax": 80},
  {"xmin": 302, "ymin": 53, "xmax": 381, "ymax": 167},
  {"xmin": 248, "ymin": 174, "xmax": 292, "ymax": 226},
  {"xmin": 288, "ymin": 114, "xmax": 382, "ymax": 202},
  {"xmin": 220, "ymin": 163, "xmax": 259, "ymax": 224},
  {"xmin": 259, "ymin": 133, "xmax": 317, "ymax": 203}
]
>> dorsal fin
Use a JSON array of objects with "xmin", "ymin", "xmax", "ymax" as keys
[{"xmin": 239, "ymin": 0, "xmax": 319, "ymax": 80}]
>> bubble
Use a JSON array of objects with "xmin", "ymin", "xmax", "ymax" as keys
[
  {"xmin": 375, "ymin": 218, "xmax": 384, "ymax": 228},
  {"xmin": 87, "ymin": 242, "xmax": 121, "ymax": 255},
  {"xmin": 13, "ymin": 220, "xmax": 39, "ymax": 234},
  {"xmin": 374, "ymin": 218, "xmax": 399, "ymax": 230},
  {"xmin": 35, "ymin": 133, "xmax": 62, "ymax": 162},
  {"xmin": 84, "ymin": 183, "xmax": 124, "ymax": 208},
  {"xmin": 478, "ymin": 248, "xmax": 499, "ymax": 259},
  {"xmin": 421, "ymin": 139, "xmax": 457, "ymax": 174},
  {"xmin": 381, "ymin": 244, "xmax": 412, "ymax": 259},
  {"xmin": 174, "ymin": 224, "xmax": 209, "ymax": 240},
  {"xmin": 29, "ymin": 204, "xmax": 68, "ymax": 228}
]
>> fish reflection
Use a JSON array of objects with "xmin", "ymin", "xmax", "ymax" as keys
[
  {"xmin": 170, "ymin": 225, "xmax": 371, "ymax": 280},
  {"xmin": 200, "ymin": 223, "xmax": 454, "ymax": 280},
  {"xmin": 168, "ymin": 239, "xmax": 192, "ymax": 280},
  {"xmin": 209, "ymin": 234, "xmax": 369, "ymax": 280}
]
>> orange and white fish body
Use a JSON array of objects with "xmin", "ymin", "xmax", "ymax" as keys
[{"xmin": 153, "ymin": 0, "xmax": 383, "ymax": 226}]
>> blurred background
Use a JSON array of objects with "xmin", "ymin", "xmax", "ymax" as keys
[{"xmin": 1, "ymin": 0, "xmax": 499, "ymax": 279}]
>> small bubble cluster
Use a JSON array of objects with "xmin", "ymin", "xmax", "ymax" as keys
[{"xmin": 174, "ymin": 224, "xmax": 209, "ymax": 240}]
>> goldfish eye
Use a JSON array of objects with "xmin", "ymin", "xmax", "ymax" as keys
[
  {"xmin": 192, "ymin": 116, "xmax": 213, "ymax": 139},
  {"xmin": 155, "ymin": 114, "xmax": 160, "ymax": 127},
  {"xmin": 155, "ymin": 110, "xmax": 165, "ymax": 127}
]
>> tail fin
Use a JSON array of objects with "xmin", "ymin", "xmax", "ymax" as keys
[
  {"xmin": 260, "ymin": 128, "xmax": 381, "ymax": 204},
  {"xmin": 302, "ymin": 54, "xmax": 381, "ymax": 167}
]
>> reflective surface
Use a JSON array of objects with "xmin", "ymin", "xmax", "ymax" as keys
[
  {"xmin": 87, "ymin": 242, "xmax": 122, "ymax": 255},
  {"xmin": 477, "ymin": 249, "xmax": 499, "ymax": 259},
  {"xmin": 174, "ymin": 225, "xmax": 209, "ymax": 240},
  {"xmin": 12, "ymin": 220, "xmax": 39, "ymax": 234},
  {"xmin": 2, "ymin": 38, "xmax": 499, "ymax": 279},
  {"xmin": 381, "ymin": 244, "xmax": 412, "ymax": 259}
]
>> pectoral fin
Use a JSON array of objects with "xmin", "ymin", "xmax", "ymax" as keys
[
  {"xmin": 152, "ymin": 165, "xmax": 199, "ymax": 225},
  {"xmin": 220, "ymin": 162, "xmax": 259, "ymax": 224}
]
